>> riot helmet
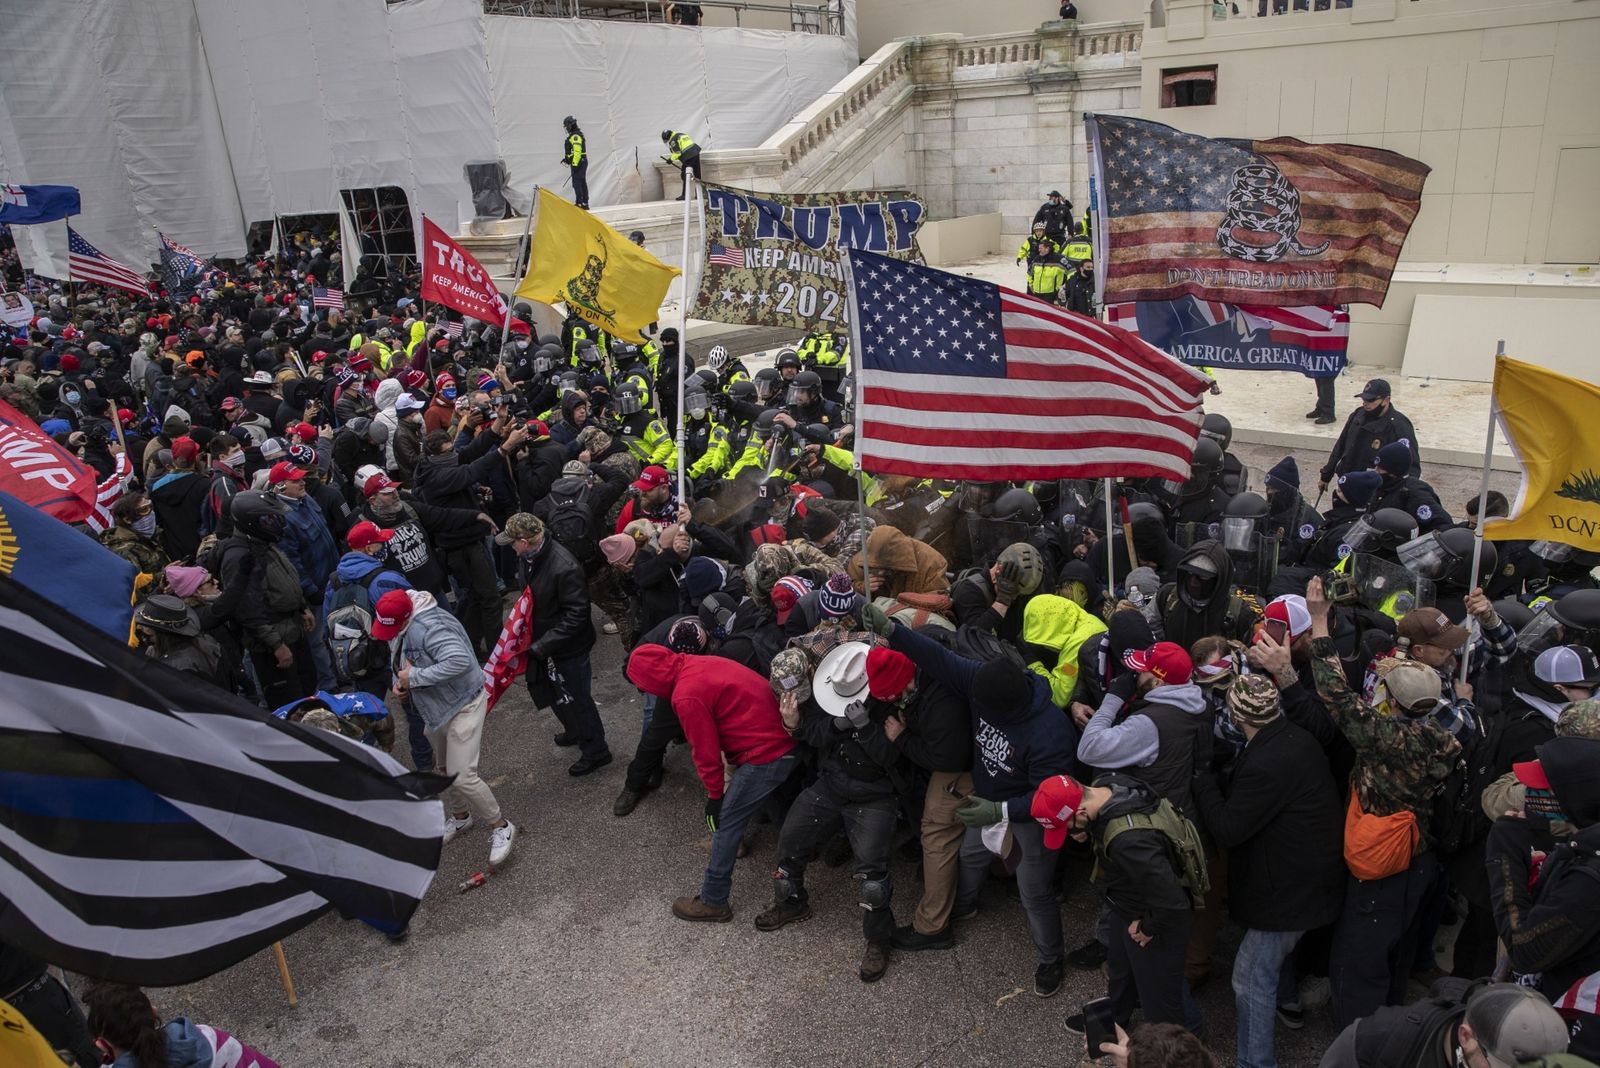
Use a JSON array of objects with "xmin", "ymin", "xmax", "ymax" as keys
[
  {"xmin": 231, "ymin": 490, "xmax": 290, "ymax": 543},
  {"xmin": 753, "ymin": 409, "xmax": 780, "ymax": 441},
  {"xmin": 661, "ymin": 130, "xmax": 673, "ymax": 143},
  {"xmin": 563, "ymin": 116, "xmax": 578, "ymax": 132},
  {"xmin": 1220, "ymin": 491, "xmax": 1269, "ymax": 553},
  {"xmin": 775, "ymin": 349, "xmax": 802, "ymax": 378},
  {"xmin": 575, "ymin": 341, "xmax": 603, "ymax": 367},
  {"xmin": 613, "ymin": 383, "xmax": 644, "ymax": 417},
  {"xmin": 685, "ymin": 388, "xmax": 711, "ymax": 421},
  {"xmin": 1339, "ymin": 507, "xmax": 1417, "ymax": 558},
  {"xmin": 1529, "ymin": 540, "xmax": 1575, "ymax": 565},
  {"xmin": 556, "ymin": 369, "xmax": 583, "ymax": 397},
  {"xmin": 1200, "ymin": 413, "xmax": 1233, "ymax": 451},
  {"xmin": 1182, "ymin": 438, "xmax": 1224, "ymax": 498},
  {"xmin": 533, "ymin": 345, "xmax": 560, "ymax": 376},
  {"xmin": 1396, "ymin": 527, "xmax": 1498, "ymax": 587},
  {"xmin": 729, "ymin": 379, "xmax": 758, "ymax": 405},
  {"xmin": 787, "ymin": 369, "xmax": 821, "ymax": 408},
  {"xmin": 753, "ymin": 367, "xmax": 782, "ymax": 403},
  {"xmin": 991, "ymin": 488, "xmax": 1043, "ymax": 527}
]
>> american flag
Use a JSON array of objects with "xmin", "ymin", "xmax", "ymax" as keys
[
  {"xmin": 312, "ymin": 286, "xmax": 345, "ymax": 310},
  {"xmin": 158, "ymin": 231, "xmax": 204, "ymax": 271},
  {"xmin": 708, "ymin": 243, "xmax": 745, "ymax": 268},
  {"xmin": 1088, "ymin": 115, "xmax": 1429, "ymax": 308},
  {"xmin": 79, "ymin": 452, "xmax": 133, "ymax": 535},
  {"xmin": 846, "ymin": 249, "xmax": 1210, "ymax": 482},
  {"xmin": 67, "ymin": 227, "xmax": 149, "ymax": 296},
  {"xmin": 440, "ymin": 320, "xmax": 463, "ymax": 339},
  {"xmin": 1107, "ymin": 300, "xmax": 1350, "ymax": 352}
]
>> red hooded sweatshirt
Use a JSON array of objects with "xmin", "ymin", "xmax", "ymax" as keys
[{"xmin": 626, "ymin": 644, "xmax": 794, "ymax": 799}]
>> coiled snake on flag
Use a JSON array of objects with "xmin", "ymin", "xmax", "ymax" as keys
[{"xmin": 1215, "ymin": 161, "xmax": 1331, "ymax": 262}]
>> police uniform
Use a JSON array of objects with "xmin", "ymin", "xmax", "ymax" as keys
[
  {"xmin": 1318, "ymin": 406, "xmax": 1420, "ymax": 484},
  {"xmin": 1368, "ymin": 476, "xmax": 1451, "ymax": 534},
  {"xmin": 1017, "ymin": 233, "xmax": 1061, "ymax": 266},
  {"xmin": 1032, "ymin": 196, "xmax": 1073, "ymax": 243},
  {"xmin": 1026, "ymin": 259, "xmax": 1067, "ymax": 303},
  {"xmin": 665, "ymin": 131, "xmax": 700, "ymax": 198},
  {"xmin": 564, "ymin": 127, "xmax": 589, "ymax": 210}
]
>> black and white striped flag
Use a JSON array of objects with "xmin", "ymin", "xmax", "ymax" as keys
[{"xmin": 0, "ymin": 575, "xmax": 447, "ymax": 985}]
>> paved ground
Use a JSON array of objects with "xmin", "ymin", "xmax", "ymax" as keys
[{"xmin": 147, "ymin": 435, "xmax": 1517, "ymax": 1067}]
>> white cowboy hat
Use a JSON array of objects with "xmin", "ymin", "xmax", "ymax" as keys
[{"xmin": 812, "ymin": 640, "xmax": 873, "ymax": 719}]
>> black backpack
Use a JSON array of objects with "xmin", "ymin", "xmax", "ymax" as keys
[
  {"xmin": 547, "ymin": 483, "xmax": 598, "ymax": 566},
  {"xmin": 1350, "ymin": 977, "xmax": 1489, "ymax": 1068},
  {"xmin": 1431, "ymin": 710, "xmax": 1509, "ymax": 857},
  {"xmin": 323, "ymin": 572, "xmax": 388, "ymax": 686}
]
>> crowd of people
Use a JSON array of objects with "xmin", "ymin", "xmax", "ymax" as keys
[{"xmin": 3, "ymin": 218, "xmax": 1600, "ymax": 1068}]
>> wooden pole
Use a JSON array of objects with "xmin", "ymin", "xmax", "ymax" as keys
[{"xmin": 271, "ymin": 941, "xmax": 298, "ymax": 1008}]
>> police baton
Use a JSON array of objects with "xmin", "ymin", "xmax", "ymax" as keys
[{"xmin": 1312, "ymin": 485, "xmax": 1327, "ymax": 512}]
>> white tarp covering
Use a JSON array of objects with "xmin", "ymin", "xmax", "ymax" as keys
[
  {"xmin": 483, "ymin": 17, "xmax": 853, "ymax": 209},
  {"xmin": 0, "ymin": 0, "xmax": 854, "ymax": 277}
]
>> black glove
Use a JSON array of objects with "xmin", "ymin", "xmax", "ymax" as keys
[
  {"xmin": 994, "ymin": 560, "xmax": 1023, "ymax": 606},
  {"xmin": 1107, "ymin": 671, "xmax": 1138, "ymax": 703},
  {"xmin": 705, "ymin": 796, "xmax": 723, "ymax": 832}
]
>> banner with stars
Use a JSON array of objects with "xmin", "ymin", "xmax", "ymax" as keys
[{"xmin": 692, "ymin": 183, "xmax": 925, "ymax": 330}]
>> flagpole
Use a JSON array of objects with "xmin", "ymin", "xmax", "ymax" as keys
[
  {"xmin": 1104, "ymin": 477, "xmax": 1115, "ymax": 592},
  {"xmin": 841, "ymin": 249, "xmax": 871, "ymax": 599},
  {"xmin": 501, "ymin": 191, "xmax": 537, "ymax": 351},
  {"xmin": 271, "ymin": 941, "xmax": 298, "ymax": 1008},
  {"xmin": 1459, "ymin": 338, "xmax": 1505, "ymax": 686},
  {"xmin": 675, "ymin": 167, "xmax": 697, "ymax": 505}
]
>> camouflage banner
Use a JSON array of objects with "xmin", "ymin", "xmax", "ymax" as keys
[{"xmin": 693, "ymin": 184, "xmax": 925, "ymax": 330}]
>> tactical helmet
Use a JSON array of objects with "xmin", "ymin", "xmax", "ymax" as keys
[
  {"xmin": 1182, "ymin": 438, "xmax": 1224, "ymax": 497},
  {"xmin": 576, "ymin": 341, "xmax": 603, "ymax": 366},
  {"xmin": 231, "ymin": 490, "xmax": 290, "ymax": 543},
  {"xmin": 613, "ymin": 382, "xmax": 644, "ymax": 416},
  {"xmin": 753, "ymin": 409, "xmax": 779, "ymax": 440},
  {"xmin": 563, "ymin": 116, "xmax": 578, "ymax": 131},
  {"xmin": 1221, "ymin": 491, "xmax": 1269, "ymax": 552},
  {"xmin": 1396, "ymin": 526, "xmax": 1498, "ymax": 587},
  {"xmin": 628, "ymin": 230, "xmax": 646, "ymax": 245},
  {"xmin": 690, "ymin": 368, "xmax": 719, "ymax": 392},
  {"xmin": 792, "ymin": 369, "xmax": 821, "ymax": 390},
  {"xmin": 753, "ymin": 366, "xmax": 781, "ymax": 402},
  {"xmin": 991, "ymin": 487, "xmax": 1043, "ymax": 526},
  {"xmin": 1551, "ymin": 588, "xmax": 1600, "ymax": 632},
  {"xmin": 685, "ymin": 388, "xmax": 711, "ymax": 420},
  {"xmin": 1368, "ymin": 508, "xmax": 1420, "ymax": 550},
  {"xmin": 729, "ymin": 379, "xmax": 758, "ymax": 404},
  {"xmin": 707, "ymin": 345, "xmax": 729, "ymax": 372},
  {"xmin": 538, "ymin": 333, "xmax": 560, "ymax": 348},
  {"xmin": 1201, "ymin": 413, "xmax": 1233, "ymax": 451},
  {"xmin": 775, "ymin": 349, "xmax": 801, "ymax": 371},
  {"xmin": 556, "ymin": 369, "xmax": 583, "ymax": 396},
  {"xmin": 661, "ymin": 130, "xmax": 673, "ymax": 143}
]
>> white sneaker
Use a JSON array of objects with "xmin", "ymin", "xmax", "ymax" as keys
[
  {"xmin": 489, "ymin": 820, "xmax": 517, "ymax": 866},
  {"xmin": 602, "ymin": 620, "xmax": 619, "ymax": 634},
  {"xmin": 443, "ymin": 813, "xmax": 475, "ymax": 843}
]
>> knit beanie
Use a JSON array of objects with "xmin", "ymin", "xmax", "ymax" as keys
[
  {"xmin": 1336, "ymin": 470, "xmax": 1382, "ymax": 508},
  {"xmin": 1265, "ymin": 456, "xmax": 1298, "ymax": 493},
  {"xmin": 666, "ymin": 617, "xmax": 709, "ymax": 654},
  {"xmin": 972, "ymin": 658, "xmax": 1032, "ymax": 717},
  {"xmin": 1375, "ymin": 441, "xmax": 1412, "ymax": 474},
  {"xmin": 866, "ymin": 647, "xmax": 916, "ymax": 700},
  {"xmin": 799, "ymin": 503, "xmax": 841, "ymax": 542},
  {"xmin": 818, "ymin": 572, "xmax": 857, "ymax": 618},
  {"xmin": 682, "ymin": 556, "xmax": 725, "ymax": 602}
]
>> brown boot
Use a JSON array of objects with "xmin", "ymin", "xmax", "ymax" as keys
[
  {"xmin": 671, "ymin": 895, "xmax": 732, "ymax": 923},
  {"xmin": 753, "ymin": 898, "xmax": 812, "ymax": 932},
  {"xmin": 859, "ymin": 940, "xmax": 890, "ymax": 983}
]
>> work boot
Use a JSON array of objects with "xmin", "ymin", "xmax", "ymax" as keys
[
  {"xmin": 859, "ymin": 940, "xmax": 890, "ymax": 983},
  {"xmin": 613, "ymin": 787, "xmax": 644, "ymax": 817},
  {"xmin": 553, "ymin": 731, "xmax": 578, "ymax": 747},
  {"xmin": 671, "ymin": 895, "xmax": 732, "ymax": 923},
  {"xmin": 1314, "ymin": 413, "xmax": 1336, "ymax": 425},
  {"xmin": 567, "ymin": 752, "xmax": 613, "ymax": 777},
  {"xmin": 754, "ymin": 897, "xmax": 812, "ymax": 932},
  {"xmin": 1034, "ymin": 961, "xmax": 1064, "ymax": 998},
  {"xmin": 891, "ymin": 924, "xmax": 953, "ymax": 952},
  {"xmin": 1067, "ymin": 938, "xmax": 1108, "ymax": 969}
]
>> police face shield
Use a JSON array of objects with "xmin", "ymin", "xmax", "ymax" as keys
[
  {"xmin": 557, "ymin": 373, "xmax": 582, "ymax": 397},
  {"xmin": 1337, "ymin": 516, "xmax": 1386, "ymax": 558},
  {"xmin": 1529, "ymin": 540, "xmax": 1574, "ymax": 564},
  {"xmin": 1349, "ymin": 553, "xmax": 1435, "ymax": 616},
  {"xmin": 785, "ymin": 384, "xmax": 816, "ymax": 408},
  {"xmin": 685, "ymin": 389, "xmax": 710, "ymax": 421},
  {"xmin": 532, "ymin": 353, "xmax": 555, "ymax": 376},
  {"xmin": 1221, "ymin": 515, "xmax": 1258, "ymax": 553},
  {"xmin": 755, "ymin": 376, "xmax": 780, "ymax": 403},
  {"xmin": 1396, "ymin": 531, "xmax": 1458, "ymax": 580},
  {"xmin": 613, "ymin": 391, "xmax": 643, "ymax": 417},
  {"xmin": 1514, "ymin": 605, "xmax": 1567, "ymax": 658},
  {"xmin": 964, "ymin": 514, "xmax": 1034, "ymax": 566}
]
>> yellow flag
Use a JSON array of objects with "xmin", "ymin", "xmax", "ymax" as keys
[
  {"xmin": 1, "ymin": 996, "xmax": 73, "ymax": 1068},
  {"xmin": 1483, "ymin": 357, "xmax": 1600, "ymax": 549},
  {"xmin": 514, "ymin": 188, "xmax": 681, "ymax": 342}
]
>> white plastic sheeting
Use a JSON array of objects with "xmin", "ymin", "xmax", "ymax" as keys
[
  {"xmin": 0, "ymin": 0, "xmax": 244, "ymax": 276},
  {"xmin": 486, "ymin": 17, "xmax": 853, "ymax": 208},
  {"xmin": 0, "ymin": 0, "xmax": 854, "ymax": 277}
]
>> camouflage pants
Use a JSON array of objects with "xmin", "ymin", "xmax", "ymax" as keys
[{"xmin": 588, "ymin": 567, "xmax": 634, "ymax": 649}]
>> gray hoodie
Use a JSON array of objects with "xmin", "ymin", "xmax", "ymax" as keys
[
  {"xmin": 390, "ymin": 590, "xmax": 482, "ymax": 727},
  {"xmin": 1077, "ymin": 681, "xmax": 1208, "ymax": 770}
]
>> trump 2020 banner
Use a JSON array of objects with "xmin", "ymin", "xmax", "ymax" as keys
[
  {"xmin": 1087, "ymin": 115, "xmax": 1429, "ymax": 308},
  {"xmin": 1107, "ymin": 299, "xmax": 1349, "ymax": 379},
  {"xmin": 693, "ymin": 184, "xmax": 925, "ymax": 330}
]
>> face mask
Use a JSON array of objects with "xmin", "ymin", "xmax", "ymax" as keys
[
  {"xmin": 64, "ymin": 390, "xmax": 81, "ymax": 406},
  {"xmin": 222, "ymin": 452, "xmax": 246, "ymax": 470},
  {"xmin": 132, "ymin": 513, "xmax": 158, "ymax": 537},
  {"xmin": 441, "ymin": 388, "xmax": 457, "ymax": 401}
]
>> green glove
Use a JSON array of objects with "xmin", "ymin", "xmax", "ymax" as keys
[
  {"xmin": 861, "ymin": 601, "xmax": 893, "ymax": 637},
  {"xmin": 956, "ymin": 796, "xmax": 1004, "ymax": 828}
]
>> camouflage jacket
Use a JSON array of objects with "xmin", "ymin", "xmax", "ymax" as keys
[
  {"xmin": 1310, "ymin": 635, "xmax": 1460, "ymax": 852},
  {"xmin": 101, "ymin": 527, "xmax": 170, "ymax": 591}
]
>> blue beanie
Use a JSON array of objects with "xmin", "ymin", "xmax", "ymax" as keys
[
  {"xmin": 1265, "ymin": 456, "xmax": 1298, "ymax": 492},
  {"xmin": 1375, "ymin": 441, "xmax": 1412, "ymax": 474},
  {"xmin": 1337, "ymin": 470, "xmax": 1383, "ymax": 508},
  {"xmin": 682, "ymin": 556, "xmax": 724, "ymax": 601},
  {"xmin": 818, "ymin": 572, "xmax": 858, "ymax": 618}
]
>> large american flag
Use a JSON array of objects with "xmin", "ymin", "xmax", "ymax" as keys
[
  {"xmin": 67, "ymin": 227, "xmax": 149, "ymax": 296},
  {"xmin": 312, "ymin": 286, "xmax": 345, "ymax": 310},
  {"xmin": 1088, "ymin": 115, "xmax": 1429, "ymax": 308},
  {"xmin": 846, "ymin": 249, "xmax": 1210, "ymax": 482}
]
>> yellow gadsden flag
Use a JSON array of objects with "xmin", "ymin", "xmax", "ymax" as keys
[
  {"xmin": 514, "ymin": 188, "xmax": 681, "ymax": 342},
  {"xmin": 1484, "ymin": 357, "xmax": 1600, "ymax": 549}
]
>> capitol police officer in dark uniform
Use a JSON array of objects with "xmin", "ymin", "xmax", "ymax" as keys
[
  {"xmin": 1367, "ymin": 441, "xmax": 1451, "ymax": 533},
  {"xmin": 1032, "ymin": 191, "xmax": 1073, "ymax": 244},
  {"xmin": 1316, "ymin": 378, "xmax": 1420, "ymax": 495}
]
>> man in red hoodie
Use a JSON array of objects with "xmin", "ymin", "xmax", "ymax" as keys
[{"xmin": 626, "ymin": 643, "xmax": 798, "ymax": 923}]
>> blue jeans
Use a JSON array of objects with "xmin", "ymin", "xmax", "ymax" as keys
[
  {"xmin": 307, "ymin": 603, "xmax": 336, "ymax": 691},
  {"xmin": 1233, "ymin": 928, "xmax": 1305, "ymax": 1068},
  {"xmin": 701, "ymin": 754, "xmax": 798, "ymax": 907}
]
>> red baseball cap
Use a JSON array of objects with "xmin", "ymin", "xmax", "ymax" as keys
[
  {"xmin": 289, "ymin": 422, "xmax": 318, "ymax": 443},
  {"xmin": 58, "ymin": 353, "xmax": 80, "ymax": 372},
  {"xmin": 171, "ymin": 436, "xmax": 201, "ymax": 463},
  {"xmin": 346, "ymin": 520, "xmax": 395, "ymax": 550},
  {"xmin": 370, "ymin": 589, "xmax": 413, "ymax": 640},
  {"xmin": 267, "ymin": 460, "xmax": 307, "ymax": 484},
  {"xmin": 631, "ymin": 464, "xmax": 670, "ymax": 493},
  {"xmin": 117, "ymin": 407, "xmax": 136, "ymax": 426},
  {"xmin": 1513, "ymin": 759, "xmax": 1550, "ymax": 790},
  {"xmin": 363, "ymin": 473, "xmax": 402, "ymax": 499},
  {"xmin": 312, "ymin": 349, "xmax": 331, "ymax": 363},
  {"xmin": 1030, "ymin": 774, "xmax": 1086, "ymax": 850},
  {"xmin": 219, "ymin": 396, "xmax": 241, "ymax": 412},
  {"xmin": 1122, "ymin": 641, "xmax": 1194, "ymax": 685}
]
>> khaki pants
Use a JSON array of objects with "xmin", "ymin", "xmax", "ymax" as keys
[
  {"xmin": 914, "ymin": 769, "xmax": 973, "ymax": 934},
  {"xmin": 424, "ymin": 691, "xmax": 501, "ymax": 825}
]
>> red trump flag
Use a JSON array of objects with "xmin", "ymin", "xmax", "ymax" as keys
[
  {"xmin": 420, "ymin": 216, "xmax": 525, "ymax": 332},
  {"xmin": 0, "ymin": 400, "xmax": 101, "ymax": 522}
]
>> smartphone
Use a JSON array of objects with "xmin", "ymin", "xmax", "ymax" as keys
[{"xmin": 1082, "ymin": 997, "xmax": 1116, "ymax": 1058}]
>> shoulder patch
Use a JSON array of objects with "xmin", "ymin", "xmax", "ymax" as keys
[
  {"xmin": 1337, "ymin": 543, "xmax": 1352, "ymax": 560},
  {"xmin": 1298, "ymin": 523, "xmax": 1316, "ymax": 540},
  {"xmin": 1416, "ymin": 504, "xmax": 1432, "ymax": 521}
]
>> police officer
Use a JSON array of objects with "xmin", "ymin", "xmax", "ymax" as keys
[
  {"xmin": 1262, "ymin": 457, "xmax": 1322, "ymax": 567},
  {"xmin": 661, "ymin": 129, "xmax": 701, "ymax": 200},
  {"xmin": 610, "ymin": 380, "xmax": 677, "ymax": 468},
  {"xmin": 1367, "ymin": 441, "xmax": 1451, "ymax": 533},
  {"xmin": 774, "ymin": 348, "xmax": 802, "ymax": 389},
  {"xmin": 1060, "ymin": 253, "xmax": 1096, "ymax": 318},
  {"xmin": 562, "ymin": 116, "xmax": 589, "ymax": 210},
  {"xmin": 1032, "ymin": 190, "xmax": 1073, "ymax": 244},
  {"xmin": 783, "ymin": 369, "xmax": 841, "ymax": 435},
  {"xmin": 705, "ymin": 344, "xmax": 749, "ymax": 391},
  {"xmin": 1201, "ymin": 414, "xmax": 1247, "ymax": 495},
  {"xmin": 1026, "ymin": 254, "xmax": 1067, "ymax": 304},
  {"xmin": 562, "ymin": 311, "xmax": 606, "ymax": 367},
  {"xmin": 1061, "ymin": 219, "xmax": 1094, "ymax": 270},
  {"xmin": 1317, "ymin": 378, "xmax": 1420, "ymax": 493},
  {"xmin": 1016, "ymin": 222, "xmax": 1060, "ymax": 268}
]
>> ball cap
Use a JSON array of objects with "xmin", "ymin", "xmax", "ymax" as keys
[
  {"xmin": 1122, "ymin": 641, "xmax": 1193, "ymax": 685},
  {"xmin": 1356, "ymin": 377, "xmax": 1392, "ymax": 400},
  {"xmin": 632, "ymin": 464, "xmax": 670, "ymax": 493},
  {"xmin": 1462, "ymin": 982, "xmax": 1571, "ymax": 1067},
  {"xmin": 1534, "ymin": 644, "xmax": 1600, "ymax": 687},
  {"xmin": 267, "ymin": 460, "xmax": 306, "ymax": 484},
  {"xmin": 1263, "ymin": 594, "xmax": 1312, "ymax": 639},
  {"xmin": 363, "ymin": 473, "xmax": 401, "ymax": 499},
  {"xmin": 1030, "ymin": 774, "xmax": 1085, "ymax": 850},
  {"xmin": 1398, "ymin": 608, "xmax": 1470, "ymax": 652},
  {"xmin": 346, "ymin": 520, "xmax": 395, "ymax": 550},
  {"xmin": 369, "ymin": 589, "xmax": 414, "ymax": 641}
]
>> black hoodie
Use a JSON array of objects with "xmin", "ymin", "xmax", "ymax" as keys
[{"xmin": 1159, "ymin": 540, "xmax": 1256, "ymax": 651}]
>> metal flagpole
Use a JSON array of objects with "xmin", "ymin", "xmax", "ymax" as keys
[
  {"xmin": 501, "ymin": 189, "xmax": 538, "ymax": 351},
  {"xmin": 675, "ymin": 167, "xmax": 697, "ymax": 504},
  {"xmin": 1459, "ymin": 338, "xmax": 1505, "ymax": 685},
  {"xmin": 842, "ymin": 250, "xmax": 870, "ymax": 597},
  {"xmin": 1104, "ymin": 477, "xmax": 1115, "ymax": 591}
]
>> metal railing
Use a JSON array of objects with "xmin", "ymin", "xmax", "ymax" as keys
[{"xmin": 483, "ymin": 0, "xmax": 845, "ymax": 34}]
